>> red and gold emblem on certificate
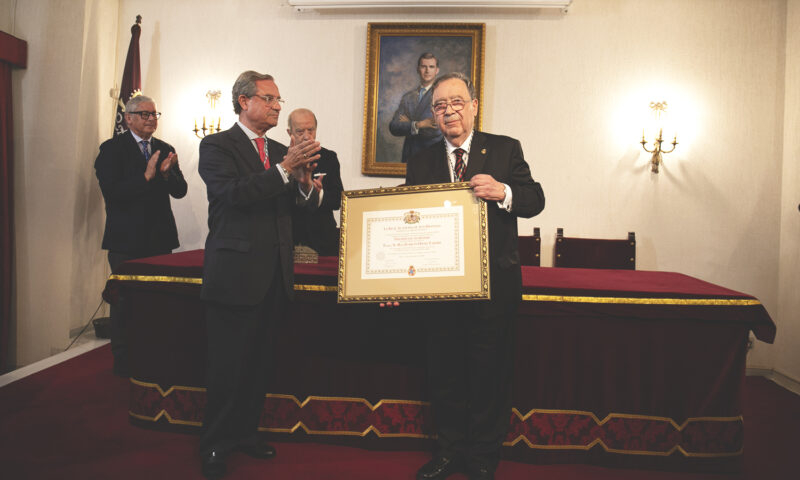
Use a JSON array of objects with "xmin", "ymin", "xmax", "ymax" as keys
[{"xmin": 403, "ymin": 210, "xmax": 420, "ymax": 224}]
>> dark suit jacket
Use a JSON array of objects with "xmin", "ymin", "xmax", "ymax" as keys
[
  {"xmin": 405, "ymin": 131, "xmax": 545, "ymax": 314},
  {"xmin": 292, "ymin": 147, "xmax": 344, "ymax": 256},
  {"xmin": 389, "ymin": 86, "xmax": 443, "ymax": 163},
  {"xmin": 199, "ymin": 124, "xmax": 319, "ymax": 306},
  {"xmin": 95, "ymin": 130, "xmax": 187, "ymax": 254}
]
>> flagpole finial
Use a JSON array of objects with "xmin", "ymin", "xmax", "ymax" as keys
[{"xmin": 131, "ymin": 15, "xmax": 142, "ymax": 34}]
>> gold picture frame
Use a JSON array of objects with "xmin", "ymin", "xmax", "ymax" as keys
[
  {"xmin": 338, "ymin": 183, "xmax": 490, "ymax": 303},
  {"xmin": 361, "ymin": 22, "xmax": 485, "ymax": 177}
]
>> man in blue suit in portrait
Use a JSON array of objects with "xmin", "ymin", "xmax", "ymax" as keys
[{"xmin": 389, "ymin": 52, "xmax": 444, "ymax": 163}]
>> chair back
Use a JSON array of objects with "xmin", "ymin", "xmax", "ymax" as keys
[
  {"xmin": 518, "ymin": 227, "xmax": 541, "ymax": 266},
  {"xmin": 554, "ymin": 228, "xmax": 636, "ymax": 270}
]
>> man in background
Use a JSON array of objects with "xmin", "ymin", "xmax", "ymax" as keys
[
  {"xmin": 287, "ymin": 108, "xmax": 344, "ymax": 256},
  {"xmin": 405, "ymin": 72, "xmax": 545, "ymax": 480},
  {"xmin": 389, "ymin": 52, "xmax": 443, "ymax": 163},
  {"xmin": 94, "ymin": 94, "xmax": 187, "ymax": 377},
  {"xmin": 198, "ymin": 70, "xmax": 320, "ymax": 479}
]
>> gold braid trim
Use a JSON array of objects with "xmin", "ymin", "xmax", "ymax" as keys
[
  {"xmin": 504, "ymin": 436, "xmax": 743, "ymax": 458},
  {"xmin": 129, "ymin": 379, "xmax": 425, "ymax": 408},
  {"xmin": 109, "ymin": 274, "xmax": 336, "ymax": 292},
  {"xmin": 129, "ymin": 378, "xmax": 744, "ymax": 455},
  {"xmin": 523, "ymin": 294, "xmax": 760, "ymax": 306},
  {"xmin": 294, "ymin": 284, "xmax": 337, "ymax": 292},
  {"xmin": 109, "ymin": 274, "xmax": 202, "ymax": 284},
  {"xmin": 506, "ymin": 408, "xmax": 744, "ymax": 457},
  {"xmin": 512, "ymin": 407, "xmax": 743, "ymax": 432},
  {"xmin": 263, "ymin": 424, "xmax": 429, "ymax": 439},
  {"xmin": 129, "ymin": 410, "xmax": 202, "ymax": 427},
  {"xmin": 266, "ymin": 392, "xmax": 428, "ymax": 409},
  {"xmin": 130, "ymin": 377, "xmax": 205, "ymax": 396},
  {"xmin": 109, "ymin": 275, "xmax": 758, "ymax": 305}
]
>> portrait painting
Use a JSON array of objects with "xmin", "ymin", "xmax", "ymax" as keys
[{"xmin": 362, "ymin": 23, "xmax": 485, "ymax": 177}]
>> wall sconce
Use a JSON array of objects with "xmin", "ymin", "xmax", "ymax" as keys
[
  {"xmin": 193, "ymin": 90, "xmax": 222, "ymax": 138},
  {"xmin": 640, "ymin": 101, "xmax": 678, "ymax": 173}
]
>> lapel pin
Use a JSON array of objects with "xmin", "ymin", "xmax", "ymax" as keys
[{"xmin": 481, "ymin": 148, "xmax": 487, "ymax": 154}]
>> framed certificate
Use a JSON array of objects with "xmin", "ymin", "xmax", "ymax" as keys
[{"xmin": 338, "ymin": 182, "xmax": 490, "ymax": 303}]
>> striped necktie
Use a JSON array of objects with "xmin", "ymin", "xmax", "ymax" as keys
[
  {"xmin": 140, "ymin": 140, "xmax": 150, "ymax": 162},
  {"xmin": 453, "ymin": 148, "xmax": 466, "ymax": 181}
]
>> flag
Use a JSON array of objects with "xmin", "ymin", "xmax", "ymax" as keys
[{"xmin": 114, "ymin": 15, "xmax": 142, "ymax": 136}]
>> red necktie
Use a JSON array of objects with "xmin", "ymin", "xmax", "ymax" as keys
[
  {"xmin": 453, "ymin": 148, "xmax": 466, "ymax": 181},
  {"xmin": 254, "ymin": 137, "xmax": 270, "ymax": 169}
]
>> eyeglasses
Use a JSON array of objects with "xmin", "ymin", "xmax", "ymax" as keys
[
  {"xmin": 252, "ymin": 94, "xmax": 285, "ymax": 107},
  {"xmin": 128, "ymin": 111, "xmax": 162, "ymax": 120},
  {"xmin": 432, "ymin": 99, "xmax": 467, "ymax": 115}
]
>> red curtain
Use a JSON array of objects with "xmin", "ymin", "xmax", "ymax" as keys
[{"xmin": 0, "ymin": 31, "xmax": 27, "ymax": 372}]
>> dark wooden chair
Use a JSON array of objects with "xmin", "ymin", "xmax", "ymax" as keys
[
  {"xmin": 518, "ymin": 227, "xmax": 541, "ymax": 266},
  {"xmin": 554, "ymin": 228, "xmax": 636, "ymax": 270}
]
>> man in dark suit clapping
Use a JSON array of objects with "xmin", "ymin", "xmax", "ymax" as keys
[
  {"xmin": 94, "ymin": 94, "xmax": 187, "ymax": 376},
  {"xmin": 197, "ymin": 71, "xmax": 320, "ymax": 479},
  {"xmin": 405, "ymin": 72, "xmax": 545, "ymax": 480},
  {"xmin": 287, "ymin": 108, "xmax": 344, "ymax": 256}
]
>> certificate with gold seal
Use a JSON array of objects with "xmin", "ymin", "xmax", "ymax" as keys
[{"xmin": 338, "ymin": 183, "xmax": 490, "ymax": 303}]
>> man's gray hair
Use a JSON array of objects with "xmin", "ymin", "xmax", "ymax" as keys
[
  {"xmin": 125, "ymin": 95, "xmax": 155, "ymax": 113},
  {"xmin": 232, "ymin": 70, "xmax": 274, "ymax": 114},
  {"xmin": 431, "ymin": 72, "xmax": 475, "ymax": 100}
]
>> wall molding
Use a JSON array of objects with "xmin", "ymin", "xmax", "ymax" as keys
[
  {"xmin": 288, "ymin": 0, "xmax": 572, "ymax": 12},
  {"xmin": 746, "ymin": 367, "xmax": 800, "ymax": 396}
]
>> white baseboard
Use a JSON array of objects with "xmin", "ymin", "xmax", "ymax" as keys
[
  {"xmin": 746, "ymin": 367, "xmax": 800, "ymax": 396},
  {"xmin": 0, "ymin": 339, "xmax": 109, "ymax": 388}
]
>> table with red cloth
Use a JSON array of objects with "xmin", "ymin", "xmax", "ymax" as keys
[{"xmin": 103, "ymin": 249, "xmax": 776, "ymax": 473}]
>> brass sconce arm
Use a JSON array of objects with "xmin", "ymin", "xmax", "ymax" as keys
[
  {"xmin": 641, "ymin": 129, "xmax": 678, "ymax": 173},
  {"xmin": 193, "ymin": 90, "xmax": 222, "ymax": 139},
  {"xmin": 640, "ymin": 101, "xmax": 678, "ymax": 173}
]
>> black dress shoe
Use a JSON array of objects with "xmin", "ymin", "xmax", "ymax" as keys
[
  {"xmin": 416, "ymin": 455, "xmax": 462, "ymax": 480},
  {"xmin": 201, "ymin": 451, "xmax": 226, "ymax": 479},
  {"xmin": 235, "ymin": 440, "xmax": 276, "ymax": 459}
]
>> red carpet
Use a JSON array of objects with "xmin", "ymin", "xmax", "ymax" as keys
[{"xmin": 0, "ymin": 344, "xmax": 796, "ymax": 479}]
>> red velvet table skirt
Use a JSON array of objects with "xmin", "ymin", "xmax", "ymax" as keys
[{"xmin": 104, "ymin": 250, "xmax": 775, "ymax": 473}]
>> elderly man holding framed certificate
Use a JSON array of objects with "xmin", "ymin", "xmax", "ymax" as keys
[
  {"xmin": 339, "ymin": 71, "xmax": 545, "ymax": 480},
  {"xmin": 405, "ymin": 72, "xmax": 544, "ymax": 480}
]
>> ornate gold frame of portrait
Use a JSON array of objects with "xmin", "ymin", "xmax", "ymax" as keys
[{"xmin": 361, "ymin": 22, "xmax": 485, "ymax": 177}]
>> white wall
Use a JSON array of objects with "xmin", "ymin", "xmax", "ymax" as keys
[
  {"xmin": 776, "ymin": 0, "xmax": 800, "ymax": 381},
  {"xmin": 0, "ymin": 0, "xmax": 15, "ymax": 32},
  {"xmin": 6, "ymin": 0, "xmax": 798, "ymax": 377},
  {"xmin": 10, "ymin": 0, "xmax": 118, "ymax": 365}
]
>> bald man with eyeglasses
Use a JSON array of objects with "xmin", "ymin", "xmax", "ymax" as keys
[{"xmin": 94, "ymin": 94, "xmax": 187, "ymax": 377}]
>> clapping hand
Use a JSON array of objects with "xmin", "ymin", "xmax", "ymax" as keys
[
  {"xmin": 160, "ymin": 152, "xmax": 177, "ymax": 176},
  {"xmin": 144, "ymin": 150, "xmax": 161, "ymax": 181},
  {"xmin": 282, "ymin": 135, "xmax": 320, "ymax": 191}
]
